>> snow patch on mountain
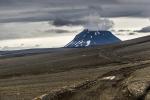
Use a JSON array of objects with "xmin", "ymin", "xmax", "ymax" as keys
[{"xmin": 86, "ymin": 40, "xmax": 91, "ymax": 46}]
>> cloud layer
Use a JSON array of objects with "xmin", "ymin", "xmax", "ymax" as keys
[
  {"xmin": 0, "ymin": 0, "xmax": 150, "ymax": 23},
  {"xmin": 0, "ymin": 22, "xmax": 81, "ymax": 40},
  {"xmin": 136, "ymin": 26, "xmax": 150, "ymax": 33},
  {"xmin": 0, "ymin": 0, "xmax": 150, "ymax": 40}
]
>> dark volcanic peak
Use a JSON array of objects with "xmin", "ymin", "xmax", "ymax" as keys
[{"xmin": 65, "ymin": 29, "xmax": 121, "ymax": 48}]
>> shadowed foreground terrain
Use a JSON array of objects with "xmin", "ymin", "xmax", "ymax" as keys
[{"xmin": 0, "ymin": 36, "xmax": 150, "ymax": 100}]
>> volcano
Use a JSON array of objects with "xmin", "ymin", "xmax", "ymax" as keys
[{"xmin": 65, "ymin": 29, "xmax": 121, "ymax": 48}]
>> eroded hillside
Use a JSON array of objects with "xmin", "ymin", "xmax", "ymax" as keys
[{"xmin": 0, "ymin": 36, "xmax": 149, "ymax": 100}]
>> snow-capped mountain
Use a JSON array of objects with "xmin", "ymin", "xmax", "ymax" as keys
[{"xmin": 65, "ymin": 29, "xmax": 121, "ymax": 48}]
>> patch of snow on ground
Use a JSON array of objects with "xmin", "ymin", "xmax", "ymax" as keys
[
  {"xmin": 82, "ymin": 55, "xmax": 87, "ymax": 57},
  {"xmin": 102, "ymin": 76, "xmax": 116, "ymax": 80},
  {"xmin": 33, "ymin": 94, "xmax": 48, "ymax": 100}
]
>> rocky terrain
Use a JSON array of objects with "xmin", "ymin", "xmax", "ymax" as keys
[{"xmin": 0, "ymin": 35, "xmax": 149, "ymax": 100}]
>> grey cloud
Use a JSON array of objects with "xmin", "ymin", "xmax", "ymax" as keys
[
  {"xmin": 118, "ymin": 30, "xmax": 131, "ymax": 32},
  {"xmin": 44, "ymin": 29, "xmax": 76, "ymax": 34},
  {"xmin": 0, "ymin": 7, "xmax": 89, "ymax": 23},
  {"xmin": 0, "ymin": 0, "xmax": 150, "ymax": 23},
  {"xmin": 0, "ymin": 0, "xmax": 117, "ymax": 6},
  {"xmin": 128, "ymin": 33, "xmax": 136, "ymax": 35},
  {"xmin": 136, "ymin": 26, "xmax": 150, "ymax": 33},
  {"xmin": 51, "ymin": 19, "xmax": 86, "ymax": 26},
  {"xmin": 0, "ymin": 27, "xmax": 76, "ymax": 40}
]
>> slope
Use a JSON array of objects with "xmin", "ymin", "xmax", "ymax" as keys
[{"xmin": 0, "ymin": 35, "xmax": 149, "ymax": 100}]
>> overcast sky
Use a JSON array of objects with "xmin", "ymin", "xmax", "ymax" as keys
[{"xmin": 0, "ymin": 0, "xmax": 150, "ymax": 50}]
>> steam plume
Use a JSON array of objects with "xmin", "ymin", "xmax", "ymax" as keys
[{"xmin": 84, "ymin": 8, "xmax": 114, "ymax": 31}]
